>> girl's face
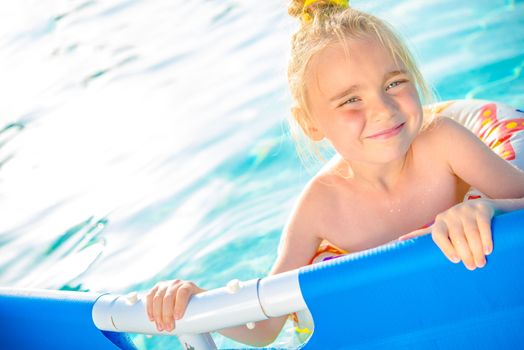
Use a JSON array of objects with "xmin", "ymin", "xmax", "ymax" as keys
[{"xmin": 303, "ymin": 37, "xmax": 423, "ymax": 165}]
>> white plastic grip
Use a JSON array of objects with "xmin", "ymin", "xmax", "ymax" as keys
[
  {"xmin": 92, "ymin": 270, "xmax": 308, "ymax": 336},
  {"xmin": 258, "ymin": 269, "xmax": 308, "ymax": 317},
  {"xmin": 92, "ymin": 278, "xmax": 269, "ymax": 335}
]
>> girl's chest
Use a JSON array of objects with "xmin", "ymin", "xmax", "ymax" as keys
[{"xmin": 323, "ymin": 166, "xmax": 463, "ymax": 253}]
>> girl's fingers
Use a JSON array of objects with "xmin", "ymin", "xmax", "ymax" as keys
[
  {"xmin": 174, "ymin": 283, "xmax": 195, "ymax": 320},
  {"xmin": 152, "ymin": 284, "xmax": 168, "ymax": 331},
  {"xmin": 401, "ymin": 201, "xmax": 495, "ymax": 270},
  {"xmin": 461, "ymin": 216, "xmax": 486, "ymax": 268},
  {"xmin": 145, "ymin": 280, "xmax": 205, "ymax": 332},
  {"xmin": 446, "ymin": 220, "xmax": 475, "ymax": 270},
  {"xmin": 146, "ymin": 285, "xmax": 159, "ymax": 321},
  {"xmin": 476, "ymin": 211, "xmax": 494, "ymax": 255},
  {"xmin": 162, "ymin": 284, "xmax": 179, "ymax": 331},
  {"xmin": 431, "ymin": 221, "xmax": 459, "ymax": 263}
]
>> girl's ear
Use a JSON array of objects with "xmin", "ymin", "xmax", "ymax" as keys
[{"xmin": 291, "ymin": 107, "xmax": 325, "ymax": 141}]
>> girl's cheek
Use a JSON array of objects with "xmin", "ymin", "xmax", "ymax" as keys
[
  {"xmin": 405, "ymin": 86, "xmax": 422, "ymax": 108},
  {"xmin": 340, "ymin": 112, "xmax": 366, "ymax": 135},
  {"xmin": 396, "ymin": 89, "xmax": 423, "ymax": 120},
  {"xmin": 339, "ymin": 110, "xmax": 364, "ymax": 124}
]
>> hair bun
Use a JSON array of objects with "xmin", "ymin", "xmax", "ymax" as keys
[
  {"xmin": 288, "ymin": 0, "xmax": 306, "ymax": 19},
  {"xmin": 288, "ymin": 0, "xmax": 350, "ymax": 24}
]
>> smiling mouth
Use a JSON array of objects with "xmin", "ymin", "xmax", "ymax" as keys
[{"xmin": 367, "ymin": 122, "xmax": 405, "ymax": 139}]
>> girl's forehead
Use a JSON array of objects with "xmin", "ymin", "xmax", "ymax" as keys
[
  {"xmin": 310, "ymin": 38, "xmax": 394, "ymax": 72},
  {"xmin": 306, "ymin": 38, "xmax": 405, "ymax": 88}
]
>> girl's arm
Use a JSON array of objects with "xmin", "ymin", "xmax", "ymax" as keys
[
  {"xmin": 147, "ymin": 180, "xmax": 324, "ymax": 346},
  {"xmin": 399, "ymin": 117, "xmax": 524, "ymax": 269},
  {"xmin": 220, "ymin": 181, "xmax": 324, "ymax": 345},
  {"xmin": 439, "ymin": 117, "xmax": 524, "ymax": 204}
]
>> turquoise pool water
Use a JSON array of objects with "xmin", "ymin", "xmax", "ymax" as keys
[{"xmin": 0, "ymin": 0, "xmax": 522, "ymax": 348}]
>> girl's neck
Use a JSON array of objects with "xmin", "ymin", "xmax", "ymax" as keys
[{"xmin": 344, "ymin": 151, "xmax": 412, "ymax": 194}]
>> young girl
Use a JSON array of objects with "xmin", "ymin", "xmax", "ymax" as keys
[{"xmin": 146, "ymin": 0, "xmax": 524, "ymax": 346}]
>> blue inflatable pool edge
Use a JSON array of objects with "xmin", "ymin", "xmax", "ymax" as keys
[
  {"xmin": 0, "ymin": 209, "xmax": 523, "ymax": 350},
  {"xmin": 299, "ymin": 208, "xmax": 524, "ymax": 349},
  {"xmin": 0, "ymin": 288, "xmax": 137, "ymax": 350}
]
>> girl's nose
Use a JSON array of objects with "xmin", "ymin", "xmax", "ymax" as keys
[{"xmin": 370, "ymin": 94, "xmax": 396, "ymax": 122}]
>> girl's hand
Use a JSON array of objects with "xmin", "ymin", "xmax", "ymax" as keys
[
  {"xmin": 398, "ymin": 199, "xmax": 495, "ymax": 270},
  {"xmin": 146, "ymin": 280, "xmax": 206, "ymax": 332}
]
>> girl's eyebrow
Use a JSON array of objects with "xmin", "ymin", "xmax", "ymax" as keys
[
  {"xmin": 329, "ymin": 85, "xmax": 360, "ymax": 102},
  {"xmin": 329, "ymin": 69, "xmax": 408, "ymax": 102},
  {"xmin": 384, "ymin": 69, "xmax": 407, "ymax": 81}
]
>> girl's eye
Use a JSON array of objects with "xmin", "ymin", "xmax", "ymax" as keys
[
  {"xmin": 385, "ymin": 79, "xmax": 408, "ymax": 91},
  {"xmin": 341, "ymin": 97, "xmax": 360, "ymax": 106}
]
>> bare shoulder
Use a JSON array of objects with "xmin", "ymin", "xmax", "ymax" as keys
[
  {"xmin": 416, "ymin": 115, "xmax": 468, "ymax": 143},
  {"xmin": 270, "ymin": 159, "xmax": 343, "ymax": 275},
  {"xmin": 292, "ymin": 164, "xmax": 342, "ymax": 227},
  {"xmin": 412, "ymin": 116, "xmax": 474, "ymax": 161},
  {"xmin": 414, "ymin": 114, "xmax": 524, "ymax": 199}
]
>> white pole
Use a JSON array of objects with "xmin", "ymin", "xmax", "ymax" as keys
[
  {"xmin": 92, "ymin": 270, "xmax": 308, "ymax": 337},
  {"xmin": 92, "ymin": 278, "xmax": 268, "ymax": 335}
]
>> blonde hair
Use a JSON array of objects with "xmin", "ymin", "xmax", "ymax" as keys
[{"xmin": 287, "ymin": 1, "xmax": 435, "ymax": 167}]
